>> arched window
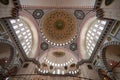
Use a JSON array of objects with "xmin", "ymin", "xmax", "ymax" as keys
[
  {"xmin": 10, "ymin": 19, "xmax": 32, "ymax": 56},
  {"xmin": 86, "ymin": 20, "xmax": 107, "ymax": 55}
]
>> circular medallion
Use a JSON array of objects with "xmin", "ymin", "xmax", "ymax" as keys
[
  {"xmin": 105, "ymin": 0, "xmax": 114, "ymax": 6},
  {"xmin": 33, "ymin": 9, "xmax": 44, "ymax": 19},
  {"xmin": 0, "ymin": 0, "xmax": 9, "ymax": 5},
  {"xmin": 70, "ymin": 43, "xmax": 77, "ymax": 51},
  {"xmin": 41, "ymin": 10, "xmax": 77, "ymax": 46},
  {"xmin": 40, "ymin": 42, "xmax": 48, "ymax": 51},
  {"xmin": 74, "ymin": 10, "xmax": 85, "ymax": 19}
]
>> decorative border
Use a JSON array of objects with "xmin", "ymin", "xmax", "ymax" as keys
[
  {"xmin": 96, "ymin": 9, "xmax": 104, "ymax": 19},
  {"xmin": 11, "ymin": 0, "xmax": 22, "ymax": 18}
]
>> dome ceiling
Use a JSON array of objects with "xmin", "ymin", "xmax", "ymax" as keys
[
  {"xmin": 10, "ymin": 9, "xmax": 107, "ymax": 62},
  {"xmin": 41, "ymin": 10, "xmax": 77, "ymax": 45},
  {"xmin": 1, "ymin": 0, "xmax": 120, "ymax": 79},
  {"xmin": 8, "ymin": 7, "xmax": 107, "ymax": 76},
  {"xmin": 39, "ymin": 48, "xmax": 78, "ymax": 65},
  {"xmin": 38, "ymin": 48, "xmax": 79, "ymax": 75}
]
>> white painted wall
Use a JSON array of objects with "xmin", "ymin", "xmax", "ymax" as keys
[
  {"xmin": 16, "ymin": 63, "xmax": 100, "ymax": 80},
  {"xmin": 79, "ymin": 63, "xmax": 100, "ymax": 80},
  {"xmin": 20, "ymin": 0, "xmax": 96, "ymax": 9}
]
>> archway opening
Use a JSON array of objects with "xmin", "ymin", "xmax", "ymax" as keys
[
  {"xmin": 105, "ymin": 45, "xmax": 120, "ymax": 79},
  {"xmin": 0, "ymin": 43, "xmax": 13, "ymax": 67},
  {"xmin": 105, "ymin": 45, "xmax": 120, "ymax": 69}
]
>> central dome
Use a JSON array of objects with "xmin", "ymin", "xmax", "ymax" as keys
[
  {"xmin": 54, "ymin": 19, "xmax": 65, "ymax": 30},
  {"xmin": 41, "ymin": 10, "xmax": 77, "ymax": 46}
]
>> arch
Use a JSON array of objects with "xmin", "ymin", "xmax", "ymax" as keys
[
  {"xmin": 38, "ymin": 48, "xmax": 79, "ymax": 75},
  {"xmin": 10, "ymin": 10, "xmax": 40, "ymax": 58},
  {"xmin": 86, "ymin": 20, "xmax": 107, "ymax": 56},
  {"xmin": 0, "ymin": 39, "xmax": 16, "ymax": 70},
  {"xmin": 100, "ymin": 41, "xmax": 120, "ymax": 79},
  {"xmin": 10, "ymin": 18, "xmax": 33, "ymax": 57},
  {"xmin": 78, "ymin": 11, "xmax": 96, "ymax": 59},
  {"xmin": 78, "ymin": 11, "xmax": 107, "ymax": 59},
  {"xmin": 19, "ymin": 10, "xmax": 40, "ymax": 58},
  {"xmin": 39, "ymin": 48, "xmax": 78, "ymax": 66}
]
